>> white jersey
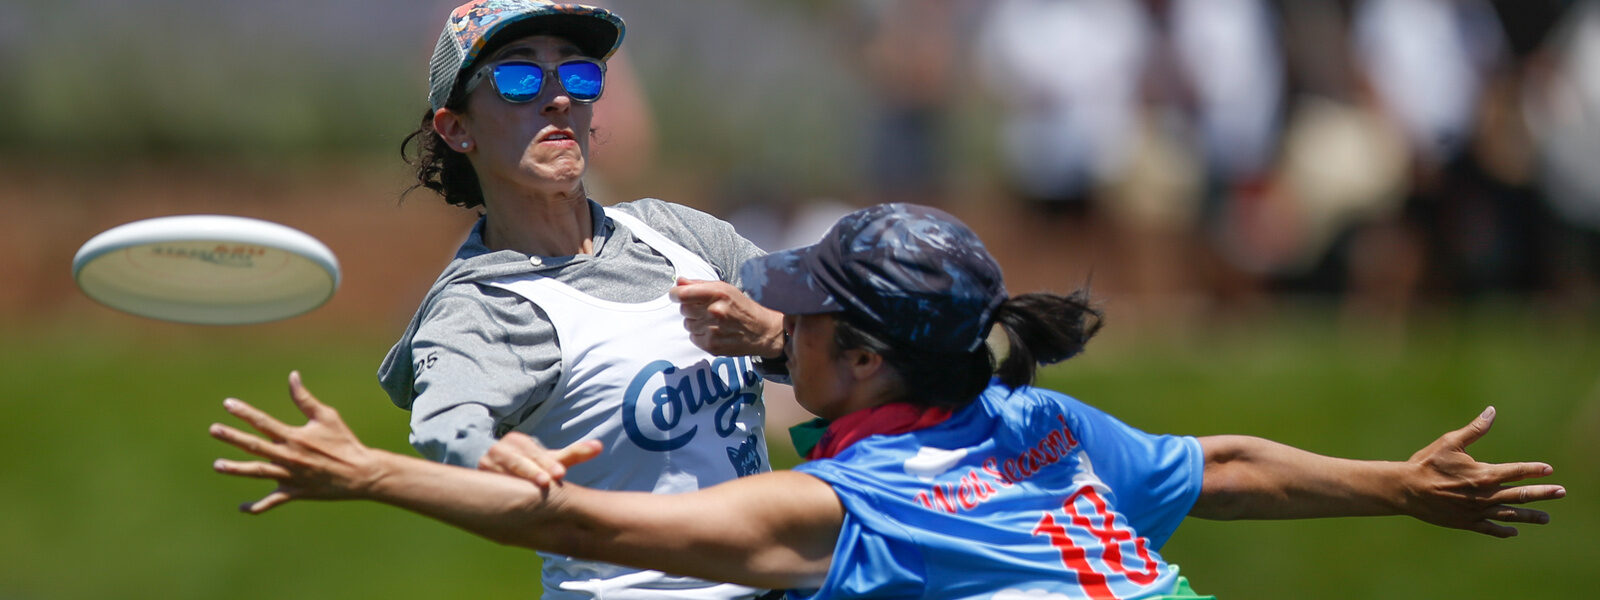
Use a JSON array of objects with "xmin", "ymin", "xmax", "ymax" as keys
[{"xmin": 486, "ymin": 208, "xmax": 770, "ymax": 600}]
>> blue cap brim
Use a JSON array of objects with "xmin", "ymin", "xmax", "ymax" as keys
[{"xmin": 740, "ymin": 246, "xmax": 843, "ymax": 315}]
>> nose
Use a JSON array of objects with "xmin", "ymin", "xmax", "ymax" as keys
[
  {"xmin": 540, "ymin": 87, "xmax": 572, "ymax": 115},
  {"xmin": 538, "ymin": 66, "xmax": 574, "ymax": 114}
]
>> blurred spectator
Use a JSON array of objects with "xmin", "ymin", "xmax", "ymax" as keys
[
  {"xmin": 1352, "ymin": 0, "xmax": 1506, "ymax": 166},
  {"xmin": 1216, "ymin": 0, "xmax": 1416, "ymax": 302},
  {"xmin": 973, "ymin": 0, "xmax": 1152, "ymax": 216},
  {"xmin": 840, "ymin": 0, "xmax": 982, "ymax": 207},
  {"xmin": 1525, "ymin": 0, "xmax": 1600, "ymax": 298},
  {"xmin": 1111, "ymin": 0, "xmax": 1287, "ymax": 310},
  {"xmin": 1169, "ymin": 0, "xmax": 1285, "ymax": 187}
]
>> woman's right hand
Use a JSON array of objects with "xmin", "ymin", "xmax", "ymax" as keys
[
  {"xmin": 478, "ymin": 433, "xmax": 603, "ymax": 485},
  {"xmin": 670, "ymin": 277, "xmax": 786, "ymax": 359},
  {"xmin": 210, "ymin": 371, "xmax": 383, "ymax": 514}
]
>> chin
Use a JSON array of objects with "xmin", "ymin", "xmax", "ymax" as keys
[{"xmin": 524, "ymin": 161, "xmax": 588, "ymax": 187}]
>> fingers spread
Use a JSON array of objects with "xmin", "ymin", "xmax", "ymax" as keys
[
  {"xmin": 530, "ymin": 452, "xmax": 567, "ymax": 480},
  {"xmin": 511, "ymin": 456, "xmax": 554, "ymax": 486},
  {"xmin": 287, "ymin": 371, "xmax": 329, "ymax": 420},
  {"xmin": 213, "ymin": 458, "xmax": 292, "ymax": 480},
  {"xmin": 244, "ymin": 490, "xmax": 293, "ymax": 514},
  {"xmin": 481, "ymin": 434, "xmax": 555, "ymax": 484},
  {"xmin": 1489, "ymin": 484, "xmax": 1567, "ymax": 506},
  {"xmin": 1488, "ymin": 461, "xmax": 1555, "ymax": 485},
  {"xmin": 223, "ymin": 398, "xmax": 291, "ymax": 441},
  {"xmin": 1467, "ymin": 519, "xmax": 1518, "ymax": 538},
  {"xmin": 479, "ymin": 435, "xmax": 601, "ymax": 486},
  {"xmin": 1452, "ymin": 406, "xmax": 1496, "ymax": 449},
  {"xmin": 1486, "ymin": 505, "xmax": 1551, "ymax": 525},
  {"xmin": 556, "ymin": 439, "xmax": 603, "ymax": 466},
  {"xmin": 210, "ymin": 422, "xmax": 288, "ymax": 462}
]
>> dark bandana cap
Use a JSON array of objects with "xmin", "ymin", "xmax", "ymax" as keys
[{"xmin": 741, "ymin": 203, "xmax": 1008, "ymax": 353}]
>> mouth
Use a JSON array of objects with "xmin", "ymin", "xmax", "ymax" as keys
[{"xmin": 539, "ymin": 129, "xmax": 576, "ymax": 143}]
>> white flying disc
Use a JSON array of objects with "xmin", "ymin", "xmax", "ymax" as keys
[{"xmin": 72, "ymin": 215, "xmax": 341, "ymax": 325}]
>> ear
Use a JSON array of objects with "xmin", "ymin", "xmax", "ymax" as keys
[
  {"xmin": 432, "ymin": 108, "xmax": 472, "ymax": 153},
  {"xmin": 844, "ymin": 348, "xmax": 886, "ymax": 382}
]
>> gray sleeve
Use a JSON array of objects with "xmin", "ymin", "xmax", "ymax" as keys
[
  {"xmin": 620, "ymin": 199, "xmax": 767, "ymax": 286},
  {"xmin": 406, "ymin": 288, "xmax": 561, "ymax": 467}
]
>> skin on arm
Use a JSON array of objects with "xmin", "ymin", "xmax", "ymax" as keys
[
  {"xmin": 1191, "ymin": 407, "xmax": 1566, "ymax": 537},
  {"xmin": 670, "ymin": 277, "xmax": 786, "ymax": 358},
  {"xmin": 211, "ymin": 372, "xmax": 842, "ymax": 590}
]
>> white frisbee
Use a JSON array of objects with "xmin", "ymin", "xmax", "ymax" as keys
[{"xmin": 72, "ymin": 215, "xmax": 341, "ymax": 325}]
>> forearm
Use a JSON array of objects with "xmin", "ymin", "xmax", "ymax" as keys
[
  {"xmin": 362, "ymin": 449, "xmax": 576, "ymax": 551},
  {"xmin": 1192, "ymin": 435, "xmax": 1414, "ymax": 521},
  {"xmin": 367, "ymin": 457, "xmax": 836, "ymax": 589}
]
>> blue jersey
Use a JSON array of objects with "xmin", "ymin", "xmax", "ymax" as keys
[{"xmin": 792, "ymin": 382, "xmax": 1204, "ymax": 600}]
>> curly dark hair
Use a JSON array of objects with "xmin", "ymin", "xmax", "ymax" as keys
[{"xmin": 401, "ymin": 106, "xmax": 485, "ymax": 210}]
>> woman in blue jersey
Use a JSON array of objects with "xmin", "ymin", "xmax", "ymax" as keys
[
  {"xmin": 213, "ymin": 204, "xmax": 1564, "ymax": 599},
  {"xmin": 381, "ymin": 1, "xmax": 787, "ymax": 598}
]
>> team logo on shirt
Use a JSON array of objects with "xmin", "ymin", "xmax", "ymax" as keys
[
  {"xmin": 726, "ymin": 434, "xmax": 763, "ymax": 477},
  {"xmin": 622, "ymin": 356, "xmax": 763, "ymax": 452}
]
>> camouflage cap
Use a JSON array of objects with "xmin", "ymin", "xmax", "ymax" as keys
[
  {"xmin": 741, "ymin": 203, "xmax": 1008, "ymax": 353},
  {"xmin": 428, "ymin": 0, "xmax": 625, "ymax": 111}
]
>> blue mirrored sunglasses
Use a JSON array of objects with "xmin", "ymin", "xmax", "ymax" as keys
[{"xmin": 463, "ymin": 59, "xmax": 606, "ymax": 104}]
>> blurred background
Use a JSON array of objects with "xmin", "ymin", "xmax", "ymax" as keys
[{"xmin": 2, "ymin": 0, "xmax": 1597, "ymax": 598}]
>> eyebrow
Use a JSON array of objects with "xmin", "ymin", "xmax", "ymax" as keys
[{"xmin": 493, "ymin": 44, "xmax": 582, "ymax": 61}]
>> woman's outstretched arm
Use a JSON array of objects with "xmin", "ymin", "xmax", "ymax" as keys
[
  {"xmin": 1191, "ymin": 407, "xmax": 1565, "ymax": 537},
  {"xmin": 210, "ymin": 371, "xmax": 841, "ymax": 589}
]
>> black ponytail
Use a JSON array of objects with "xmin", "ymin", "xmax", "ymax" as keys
[
  {"xmin": 833, "ymin": 288, "xmax": 1101, "ymax": 409},
  {"xmin": 992, "ymin": 289, "xmax": 1103, "ymax": 389}
]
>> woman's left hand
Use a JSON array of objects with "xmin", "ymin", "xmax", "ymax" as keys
[
  {"xmin": 210, "ymin": 371, "xmax": 383, "ymax": 514},
  {"xmin": 670, "ymin": 277, "xmax": 785, "ymax": 358},
  {"xmin": 1399, "ymin": 406, "xmax": 1566, "ymax": 537}
]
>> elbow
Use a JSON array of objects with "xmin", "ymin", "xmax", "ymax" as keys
[
  {"xmin": 1193, "ymin": 473, "xmax": 1250, "ymax": 521},
  {"xmin": 1192, "ymin": 435, "xmax": 1273, "ymax": 521}
]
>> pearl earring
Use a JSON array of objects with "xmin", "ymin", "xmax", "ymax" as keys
[{"xmin": 460, "ymin": 142, "xmax": 469, "ymax": 149}]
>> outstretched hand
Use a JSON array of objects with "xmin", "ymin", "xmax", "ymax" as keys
[
  {"xmin": 1402, "ymin": 406, "xmax": 1565, "ymax": 537},
  {"xmin": 210, "ymin": 371, "xmax": 381, "ymax": 514},
  {"xmin": 669, "ymin": 277, "xmax": 785, "ymax": 358},
  {"xmin": 478, "ymin": 433, "xmax": 603, "ymax": 485}
]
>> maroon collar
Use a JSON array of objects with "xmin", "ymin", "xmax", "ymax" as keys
[{"xmin": 807, "ymin": 402, "xmax": 954, "ymax": 460}]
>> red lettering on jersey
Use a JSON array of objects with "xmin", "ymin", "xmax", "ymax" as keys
[
  {"xmin": 929, "ymin": 483, "xmax": 958, "ymax": 513},
  {"xmin": 1066, "ymin": 487, "xmax": 1160, "ymax": 584},
  {"xmin": 983, "ymin": 457, "xmax": 1015, "ymax": 488},
  {"xmin": 1032, "ymin": 512, "xmax": 1117, "ymax": 600},
  {"xmin": 1032, "ymin": 486, "xmax": 1161, "ymax": 598},
  {"xmin": 911, "ymin": 410, "xmax": 1082, "ymax": 515}
]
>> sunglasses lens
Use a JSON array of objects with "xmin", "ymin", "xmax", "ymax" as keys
[
  {"xmin": 493, "ymin": 63, "xmax": 544, "ymax": 102},
  {"xmin": 557, "ymin": 61, "xmax": 604, "ymax": 101}
]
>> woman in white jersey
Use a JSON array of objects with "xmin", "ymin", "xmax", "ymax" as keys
[{"xmin": 377, "ymin": 1, "xmax": 787, "ymax": 598}]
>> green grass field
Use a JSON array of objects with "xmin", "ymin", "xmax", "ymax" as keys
[{"xmin": 3, "ymin": 306, "xmax": 1595, "ymax": 599}]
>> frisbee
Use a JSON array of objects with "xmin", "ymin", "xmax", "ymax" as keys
[{"xmin": 72, "ymin": 215, "xmax": 341, "ymax": 325}]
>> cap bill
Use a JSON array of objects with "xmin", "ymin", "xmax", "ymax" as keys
[{"xmin": 740, "ymin": 246, "xmax": 843, "ymax": 315}]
